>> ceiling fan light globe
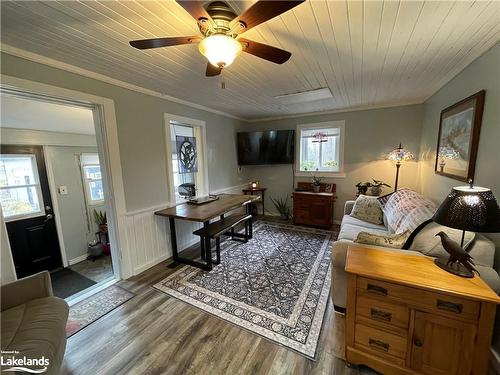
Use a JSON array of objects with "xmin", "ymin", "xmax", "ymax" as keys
[{"xmin": 198, "ymin": 34, "xmax": 242, "ymax": 68}]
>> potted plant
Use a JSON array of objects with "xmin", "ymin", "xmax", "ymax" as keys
[
  {"xmin": 355, "ymin": 181, "xmax": 371, "ymax": 195},
  {"xmin": 368, "ymin": 179, "xmax": 391, "ymax": 196},
  {"xmin": 270, "ymin": 196, "xmax": 290, "ymax": 220},
  {"xmin": 311, "ymin": 175, "xmax": 323, "ymax": 193},
  {"xmin": 93, "ymin": 209, "xmax": 107, "ymax": 232}
]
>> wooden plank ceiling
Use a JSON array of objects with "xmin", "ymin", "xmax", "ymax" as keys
[{"xmin": 1, "ymin": 1, "xmax": 499, "ymax": 120}]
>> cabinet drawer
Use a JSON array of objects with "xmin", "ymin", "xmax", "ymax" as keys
[
  {"xmin": 356, "ymin": 295, "xmax": 409, "ymax": 331},
  {"xmin": 294, "ymin": 201, "xmax": 309, "ymax": 210},
  {"xmin": 358, "ymin": 277, "xmax": 480, "ymax": 321},
  {"xmin": 354, "ymin": 323, "xmax": 407, "ymax": 360}
]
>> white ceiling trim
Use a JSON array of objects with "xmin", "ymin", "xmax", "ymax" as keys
[{"xmin": 1, "ymin": 43, "xmax": 245, "ymax": 121}]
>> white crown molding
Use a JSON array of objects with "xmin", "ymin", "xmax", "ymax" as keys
[
  {"xmin": 245, "ymin": 100, "xmax": 425, "ymax": 123},
  {"xmin": 0, "ymin": 43, "xmax": 245, "ymax": 122}
]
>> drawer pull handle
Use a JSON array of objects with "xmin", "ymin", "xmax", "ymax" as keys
[
  {"xmin": 370, "ymin": 309, "xmax": 392, "ymax": 322},
  {"xmin": 369, "ymin": 338, "xmax": 389, "ymax": 352},
  {"xmin": 436, "ymin": 299, "xmax": 463, "ymax": 314},
  {"xmin": 367, "ymin": 284, "xmax": 388, "ymax": 296},
  {"xmin": 413, "ymin": 338, "xmax": 423, "ymax": 347}
]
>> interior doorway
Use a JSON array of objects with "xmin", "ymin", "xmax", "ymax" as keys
[{"xmin": 0, "ymin": 89, "xmax": 118, "ymax": 300}]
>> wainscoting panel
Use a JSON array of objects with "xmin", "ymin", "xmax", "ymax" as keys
[{"xmin": 125, "ymin": 184, "xmax": 247, "ymax": 275}]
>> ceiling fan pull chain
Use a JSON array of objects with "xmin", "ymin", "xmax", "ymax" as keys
[{"xmin": 220, "ymin": 71, "xmax": 226, "ymax": 90}]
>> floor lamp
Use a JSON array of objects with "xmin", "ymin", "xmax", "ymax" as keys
[{"xmin": 387, "ymin": 143, "xmax": 414, "ymax": 192}]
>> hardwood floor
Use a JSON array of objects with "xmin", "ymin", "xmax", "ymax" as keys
[{"xmin": 61, "ymin": 250, "xmax": 375, "ymax": 375}]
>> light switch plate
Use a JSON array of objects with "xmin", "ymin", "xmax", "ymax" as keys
[{"xmin": 58, "ymin": 186, "xmax": 68, "ymax": 195}]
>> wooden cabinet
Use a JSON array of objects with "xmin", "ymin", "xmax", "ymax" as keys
[
  {"xmin": 345, "ymin": 247, "xmax": 500, "ymax": 375},
  {"xmin": 292, "ymin": 191, "xmax": 335, "ymax": 228}
]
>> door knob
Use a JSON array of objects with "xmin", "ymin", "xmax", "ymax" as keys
[
  {"xmin": 43, "ymin": 214, "xmax": 54, "ymax": 223},
  {"xmin": 413, "ymin": 338, "xmax": 423, "ymax": 347}
]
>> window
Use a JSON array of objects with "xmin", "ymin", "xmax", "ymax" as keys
[
  {"xmin": 296, "ymin": 121, "xmax": 345, "ymax": 176},
  {"xmin": 0, "ymin": 155, "xmax": 44, "ymax": 220},
  {"xmin": 81, "ymin": 154, "xmax": 104, "ymax": 204},
  {"xmin": 164, "ymin": 114, "xmax": 208, "ymax": 204}
]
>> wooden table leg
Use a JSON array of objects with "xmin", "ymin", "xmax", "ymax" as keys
[{"xmin": 203, "ymin": 220, "xmax": 212, "ymax": 271}]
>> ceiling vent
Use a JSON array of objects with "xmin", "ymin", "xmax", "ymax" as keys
[{"xmin": 274, "ymin": 88, "xmax": 333, "ymax": 105}]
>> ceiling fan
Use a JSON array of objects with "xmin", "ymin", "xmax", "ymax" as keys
[{"xmin": 129, "ymin": 0, "xmax": 304, "ymax": 77}]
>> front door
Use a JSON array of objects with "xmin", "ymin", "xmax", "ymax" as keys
[{"xmin": 0, "ymin": 145, "xmax": 62, "ymax": 278}]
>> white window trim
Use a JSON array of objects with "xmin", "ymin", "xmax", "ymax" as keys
[
  {"xmin": 81, "ymin": 163, "xmax": 105, "ymax": 206},
  {"xmin": 0, "ymin": 154, "xmax": 46, "ymax": 222},
  {"xmin": 163, "ymin": 113, "xmax": 209, "ymax": 205},
  {"xmin": 295, "ymin": 121, "xmax": 346, "ymax": 178}
]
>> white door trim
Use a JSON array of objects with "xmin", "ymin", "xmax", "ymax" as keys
[
  {"xmin": 163, "ymin": 113, "xmax": 209, "ymax": 203},
  {"xmin": 0, "ymin": 74, "xmax": 132, "ymax": 279}
]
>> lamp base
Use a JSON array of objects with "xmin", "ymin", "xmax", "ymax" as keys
[{"xmin": 434, "ymin": 258, "xmax": 474, "ymax": 278}]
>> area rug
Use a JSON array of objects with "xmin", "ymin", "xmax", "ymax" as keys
[
  {"xmin": 66, "ymin": 285, "xmax": 135, "ymax": 337},
  {"xmin": 51, "ymin": 268, "xmax": 96, "ymax": 299},
  {"xmin": 154, "ymin": 221, "xmax": 336, "ymax": 359}
]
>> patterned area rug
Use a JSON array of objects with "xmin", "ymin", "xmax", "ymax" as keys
[
  {"xmin": 154, "ymin": 221, "xmax": 336, "ymax": 359},
  {"xmin": 66, "ymin": 285, "xmax": 135, "ymax": 337}
]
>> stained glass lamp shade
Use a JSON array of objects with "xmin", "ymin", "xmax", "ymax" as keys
[{"xmin": 387, "ymin": 143, "xmax": 414, "ymax": 191}]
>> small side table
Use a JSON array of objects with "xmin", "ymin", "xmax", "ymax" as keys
[{"xmin": 242, "ymin": 187, "xmax": 266, "ymax": 215}]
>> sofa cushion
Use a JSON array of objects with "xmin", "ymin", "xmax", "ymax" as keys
[
  {"xmin": 354, "ymin": 230, "xmax": 411, "ymax": 249},
  {"xmin": 338, "ymin": 222, "xmax": 389, "ymax": 242},
  {"xmin": 341, "ymin": 214, "xmax": 388, "ymax": 232},
  {"xmin": 1, "ymin": 297, "xmax": 68, "ymax": 375},
  {"xmin": 350, "ymin": 195, "xmax": 384, "ymax": 224},
  {"xmin": 382, "ymin": 189, "xmax": 437, "ymax": 233}
]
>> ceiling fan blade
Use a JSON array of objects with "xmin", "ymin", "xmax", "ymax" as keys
[
  {"xmin": 230, "ymin": 0, "xmax": 305, "ymax": 34},
  {"xmin": 239, "ymin": 38, "xmax": 291, "ymax": 64},
  {"xmin": 206, "ymin": 63, "xmax": 222, "ymax": 77},
  {"xmin": 130, "ymin": 36, "xmax": 201, "ymax": 50}
]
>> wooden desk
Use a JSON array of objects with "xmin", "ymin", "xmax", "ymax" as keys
[
  {"xmin": 155, "ymin": 194, "xmax": 259, "ymax": 270},
  {"xmin": 242, "ymin": 187, "xmax": 266, "ymax": 215},
  {"xmin": 345, "ymin": 246, "xmax": 500, "ymax": 375}
]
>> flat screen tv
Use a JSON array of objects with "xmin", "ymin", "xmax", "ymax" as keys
[{"xmin": 237, "ymin": 130, "xmax": 295, "ymax": 165}]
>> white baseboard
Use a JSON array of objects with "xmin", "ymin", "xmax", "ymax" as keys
[
  {"xmin": 133, "ymin": 255, "xmax": 169, "ymax": 275},
  {"xmin": 68, "ymin": 254, "xmax": 88, "ymax": 265},
  {"xmin": 491, "ymin": 348, "xmax": 500, "ymax": 374}
]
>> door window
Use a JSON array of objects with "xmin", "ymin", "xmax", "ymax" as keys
[
  {"xmin": 0, "ymin": 154, "xmax": 45, "ymax": 220},
  {"xmin": 170, "ymin": 122, "xmax": 206, "ymax": 203}
]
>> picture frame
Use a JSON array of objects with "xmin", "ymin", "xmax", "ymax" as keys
[
  {"xmin": 434, "ymin": 90, "xmax": 485, "ymax": 182},
  {"xmin": 324, "ymin": 183, "xmax": 333, "ymax": 193}
]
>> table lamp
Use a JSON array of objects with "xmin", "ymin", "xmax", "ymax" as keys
[
  {"xmin": 432, "ymin": 181, "xmax": 500, "ymax": 277},
  {"xmin": 387, "ymin": 143, "xmax": 414, "ymax": 191}
]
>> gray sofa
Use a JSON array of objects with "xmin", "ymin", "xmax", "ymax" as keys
[
  {"xmin": 331, "ymin": 200, "xmax": 500, "ymax": 310},
  {"xmin": 1, "ymin": 271, "xmax": 69, "ymax": 375}
]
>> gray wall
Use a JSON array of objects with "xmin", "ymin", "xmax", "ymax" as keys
[
  {"xmin": 1, "ymin": 52, "xmax": 245, "ymax": 213},
  {"xmin": 239, "ymin": 104, "xmax": 424, "ymax": 221},
  {"xmin": 417, "ymin": 43, "xmax": 500, "ymax": 354},
  {"xmin": 45, "ymin": 146, "xmax": 104, "ymax": 262}
]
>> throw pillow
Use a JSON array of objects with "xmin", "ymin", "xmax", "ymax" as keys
[
  {"xmin": 354, "ymin": 230, "xmax": 411, "ymax": 249},
  {"xmin": 350, "ymin": 195, "xmax": 384, "ymax": 225},
  {"xmin": 381, "ymin": 189, "xmax": 437, "ymax": 233}
]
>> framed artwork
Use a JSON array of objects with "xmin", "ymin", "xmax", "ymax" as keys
[
  {"xmin": 324, "ymin": 183, "xmax": 333, "ymax": 193},
  {"xmin": 435, "ymin": 90, "xmax": 485, "ymax": 182}
]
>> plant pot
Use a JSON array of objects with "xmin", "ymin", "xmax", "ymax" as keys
[
  {"xmin": 99, "ymin": 223, "xmax": 108, "ymax": 233},
  {"xmin": 312, "ymin": 185, "xmax": 321, "ymax": 193},
  {"xmin": 368, "ymin": 186, "xmax": 382, "ymax": 196},
  {"xmin": 88, "ymin": 243, "xmax": 103, "ymax": 258},
  {"xmin": 280, "ymin": 213, "xmax": 289, "ymax": 221}
]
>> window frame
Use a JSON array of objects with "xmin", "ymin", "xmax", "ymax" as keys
[
  {"xmin": 163, "ymin": 113, "xmax": 209, "ymax": 205},
  {"xmin": 295, "ymin": 121, "xmax": 346, "ymax": 177},
  {"xmin": 0, "ymin": 154, "xmax": 46, "ymax": 222},
  {"xmin": 81, "ymin": 159, "xmax": 105, "ymax": 206}
]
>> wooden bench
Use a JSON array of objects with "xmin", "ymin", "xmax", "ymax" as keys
[{"xmin": 193, "ymin": 214, "xmax": 252, "ymax": 265}]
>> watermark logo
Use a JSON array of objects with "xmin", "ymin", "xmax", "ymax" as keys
[{"xmin": 1, "ymin": 351, "xmax": 49, "ymax": 373}]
